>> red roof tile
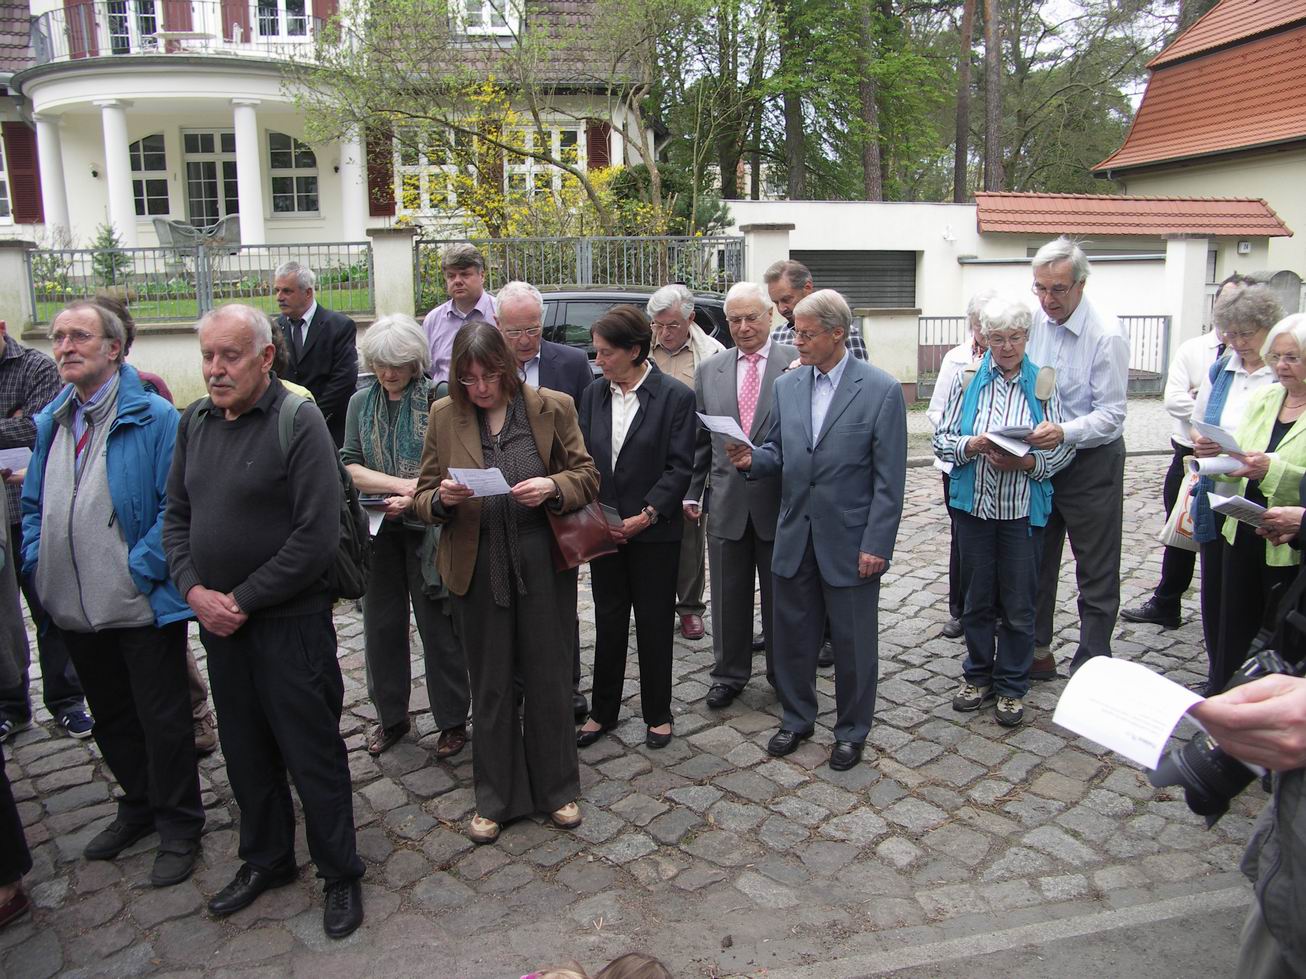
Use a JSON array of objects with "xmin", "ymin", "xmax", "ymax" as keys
[
  {"xmin": 1151, "ymin": 0, "xmax": 1306, "ymax": 67},
  {"xmin": 1095, "ymin": 24, "xmax": 1306, "ymax": 173},
  {"xmin": 975, "ymin": 192, "xmax": 1292, "ymax": 238}
]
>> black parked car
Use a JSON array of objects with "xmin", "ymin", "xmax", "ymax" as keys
[{"xmin": 539, "ymin": 288, "xmax": 733, "ymax": 374}]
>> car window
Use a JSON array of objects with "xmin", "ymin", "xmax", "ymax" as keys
[{"xmin": 552, "ymin": 301, "xmax": 642, "ymax": 350}]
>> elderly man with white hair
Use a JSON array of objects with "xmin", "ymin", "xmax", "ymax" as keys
[
  {"xmin": 647, "ymin": 284, "xmax": 724, "ymax": 641},
  {"xmin": 691, "ymin": 283, "xmax": 796, "ymax": 708},
  {"xmin": 932, "ymin": 296, "xmax": 1076, "ymax": 726},
  {"xmin": 1024, "ymin": 237, "xmax": 1130, "ymax": 679}
]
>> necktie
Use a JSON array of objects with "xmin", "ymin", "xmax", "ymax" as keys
[
  {"xmin": 291, "ymin": 318, "xmax": 305, "ymax": 358},
  {"xmin": 739, "ymin": 353, "xmax": 761, "ymax": 436}
]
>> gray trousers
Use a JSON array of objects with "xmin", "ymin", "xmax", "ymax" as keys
[
  {"xmin": 772, "ymin": 537, "xmax": 880, "ymax": 744},
  {"xmin": 707, "ymin": 517, "xmax": 774, "ymax": 691},
  {"xmin": 1034, "ymin": 438, "xmax": 1125, "ymax": 665},
  {"xmin": 453, "ymin": 526, "xmax": 579, "ymax": 824},
  {"xmin": 363, "ymin": 524, "xmax": 469, "ymax": 731},
  {"xmin": 1236, "ymin": 901, "xmax": 1298, "ymax": 979},
  {"xmin": 674, "ymin": 512, "xmax": 707, "ymax": 616}
]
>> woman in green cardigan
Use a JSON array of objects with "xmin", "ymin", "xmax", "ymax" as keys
[{"xmin": 1212, "ymin": 313, "xmax": 1306, "ymax": 691}]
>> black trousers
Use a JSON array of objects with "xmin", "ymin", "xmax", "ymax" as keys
[
  {"xmin": 1211, "ymin": 524, "xmax": 1297, "ymax": 693},
  {"xmin": 0, "ymin": 523, "xmax": 83, "ymax": 721},
  {"xmin": 202, "ymin": 611, "xmax": 363, "ymax": 881},
  {"xmin": 942, "ymin": 473, "xmax": 963, "ymax": 620},
  {"xmin": 1199, "ymin": 522, "xmax": 1226, "ymax": 679},
  {"xmin": 1153, "ymin": 440, "xmax": 1198, "ymax": 607},
  {"xmin": 453, "ymin": 526, "xmax": 579, "ymax": 823},
  {"xmin": 589, "ymin": 539, "xmax": 679, "ymax": 728},
  {"xmin": 64, "ymin": 621, "xmax": 203, "ymax": 842},
  {"xmin": 0, "ymin": 744, "xmax": 30, "ymax": 886}
]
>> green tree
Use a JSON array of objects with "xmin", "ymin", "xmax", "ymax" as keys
[{"xmin": 90, "ymin": 223, "xmax": 132, "ymax": 288}]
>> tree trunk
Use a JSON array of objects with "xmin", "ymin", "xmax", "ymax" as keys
[
  {"xmin": 778, "ymin": 0, "xmax": 806, "ymax": 199},
  {"xmin": 859, "ymin": 2, "xmax": 882, "ymax": 200},
  {"xmin": 982, "ymin": 0, "xmax": 1004, "ymax": 191},
  {"xmin": 716, "ymin": 9, "xmax": 741, "ymax": 200},
  {"xmin": 953, "ymin": 0, "xmax": 976, "ymax": 202}
]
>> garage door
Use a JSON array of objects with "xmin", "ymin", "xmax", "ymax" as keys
[{"xmin": 790, "ymin": 250, "xmax": 917, "ymax": 308}]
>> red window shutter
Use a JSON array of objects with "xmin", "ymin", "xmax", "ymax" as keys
[
  {"xmin": 365, "ymin": 126, "xmax": 396, "ymax": 217},
  {"xmin": 585, "ymin": 120, "xmax": 611, "ymax": 170},
  {"xmin": 162, "ymin": 0, "xmax": 193, "ymax": 30},
  {"xmin": 3, "ymin": 123, "xmax": 45, "ymax": 225},
  {"xmin": 220, "ymin": 0, "xmax": 249, "ymax": 42},
  {"xmin": 315, "ymin": 0, "xmax": 338, "ymax": 22},
  {"xmin": 64, "ymin": 0, "xmax": 99, "ymax": 59}
]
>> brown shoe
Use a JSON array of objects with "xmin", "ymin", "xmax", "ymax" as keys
[
  {"xmin": 1029, "ymin": 648, "xmax": 1059, "ymax": 682},
  {"xmin": 679, "ymin": 613, "xmax": 705, "ymax": 640},
  {"xmin": 467, "ymin": 814, "xmax": 500, "ymax": 844},
  {"xmin": 193, "ymin": 711, "xmax": 218, "ymax": 756},
  {"xmin": 550, "ymin": 801, "xmax": 582, "ymax": 829},
  {"xmin": 435, "ymin": 724, "xmax": 467, "ymax": 759},
  {"xmin": 367, "ymin": 720, "xmax": 410, "ymax": 756},
  {"xmin": 0, "ymin": 888, "xmax": 29, "ymax": 929}
]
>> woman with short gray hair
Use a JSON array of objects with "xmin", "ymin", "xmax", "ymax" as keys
[
  {"xmin": 341, "ymin": 314, "xmax": 469, "ymax": 757},
  {"xmin": 933, "ymin": 296, "xmax": 1076, "ymax": 727}
]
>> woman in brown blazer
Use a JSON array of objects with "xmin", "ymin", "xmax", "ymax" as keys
[{"xmin": 410, "ymin": 321, "xmax": 599, "ymax": 844}]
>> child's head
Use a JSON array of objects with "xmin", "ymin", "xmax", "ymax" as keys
[
  {"xmin": 523, "ymin": 967, "xmax": 589, "ymax": 979},
  {"xmin": 595, "ymin": 953, "xmax": 672, "ymax": 979}
]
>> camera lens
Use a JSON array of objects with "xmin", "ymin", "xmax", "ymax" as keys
[{"xmin": 1149, "ymin": 732, "xmax": 1257, "ymax": 827}]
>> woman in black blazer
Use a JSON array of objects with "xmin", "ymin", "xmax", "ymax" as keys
[{"xmin": 577, "ymin": 306, "xmax": 696, "ymax": 750}]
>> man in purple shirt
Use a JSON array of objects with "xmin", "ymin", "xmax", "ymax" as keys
[{"xmin": 420, "ymin": 244, "xmax": 497, "ymax": 384}]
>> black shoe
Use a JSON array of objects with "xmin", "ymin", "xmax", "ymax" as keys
[
  {"xmin": 818, "ymin": 641, "xmax": 835, "ymax": 668},
  {"xmin": 1069, "ymin": 651, "xmax": 1110, "ymax": 677},
  {"xmin": 705, "ymin": 684, "xmax": 738, "ymax": 709},
  {"xmin": 766, "ymin": 728, "xmax": 812, "ymax": 757},
  {"xmin": 84, "ymin": 819, "xmax": 154, "ymax": 860},
  {"xmin": 941, "ymin": 617, "xmax": 964, "ymax": 639},
  {"xmin": 207, "ymin": 862, "xmax": 299, "ymax": 916},
  {"xmin": 1120, "ymin": 597, "xmax": 1181, "ymax": 629},
  {"xmin": 576, "ymin": 722, "xmax": 615, "ymax": 748},
  {"xmin": 829, "ymin": 741, "xmax": 864, "ymax": 771},
  {"xmin": 645, "ymin": 727, "xmax": 673, "ymax": 749},
  {"xmin": 572, "ymin": 691, "xmax": 589, "ymax": 725},
  {"xmin": 323, "ymin": 878, "xmax": 363, "ymax": 939},
  {"xmin": 151, "ymin": 839, "xmax": 199, "ymax": 888},
  {"xmin": 751, "ymin": 635, "xmax": 765, "ymax": 652}
]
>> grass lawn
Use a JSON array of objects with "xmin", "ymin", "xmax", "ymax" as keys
[{"xmin": 34, "ymin": 285, "xmax": 373, "ymax": 325}]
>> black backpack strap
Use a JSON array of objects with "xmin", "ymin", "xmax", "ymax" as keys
[{"xmin": 277, "ymin": 392, "xmax": 308, "ymax": 460}]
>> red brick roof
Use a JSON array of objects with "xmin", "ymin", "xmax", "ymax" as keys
[
  {"xmin": 1151, "ymin": 0, "xmax": 1306, "ymax": 67},
  {"xmin": 0, "ymin": 0, "xmax": 32, "ymax": 75},
  {"xmin": 975, "ymin": 192, "xmax": 1292, "ymax": 238},
  {"xmin": 1095, "ymin": 23, "xmax": 1306, "ymax": 173}
]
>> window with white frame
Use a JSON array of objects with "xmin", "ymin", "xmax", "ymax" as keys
[
  {"xmin": 130, "ymin": 134, "xmax": 169, "ymax": 216},
  {"xmin": 107, "ymin": 0, "xmax": 158, "ymax": 54},
  {"xmin": 0, "ymin": 137, "xmax": 10, "ymax": 223},
  {"xmin": 182, "ymin": 130, "xmax": 238, "ymax": 227},
  {"xmin": 394, "ymin": 129, "xmax": 463, "ymax": 215},
  {"xmin": 257, "ymin": 0, "xmax": 309, "ymax": 38},
  {"xmin": 458, "ymin": 0, "xmax": 520, "ymax": 35},
  {"xmin": 268, "ymin": 132, "xmax": 319, "ymax": 214},
  {"xmin": 504, "ymin": 126, "xmax": 583, "ymax": 197}
]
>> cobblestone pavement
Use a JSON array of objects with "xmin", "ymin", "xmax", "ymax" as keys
[{"xmin": 2, "ymin": 446, "xmax": 1262, "ymax": 978}]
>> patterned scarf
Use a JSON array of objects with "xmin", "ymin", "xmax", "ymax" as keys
[{"xmin": 358, "ymin": 374, "xmax": 430, "ymax": 479}]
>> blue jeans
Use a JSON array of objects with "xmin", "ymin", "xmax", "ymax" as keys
[{"xmin": 953, "ymin": 509, "xmax": 1042, "ymax": 699}]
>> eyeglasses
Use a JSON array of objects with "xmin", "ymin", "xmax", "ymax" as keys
[
  {"xmin": 1268, "ymin": 354, "xmax": 1302, "ymax": 366},
  {"xmin": 1031, "ymin": 284, "xmax": 1075, "ymax": 298},
  {"xmin": 987, "ymin": 333, "xmax": 1028, "ymax": 349},
  {"xmin": 457, "ymin": 372, "xmax": 501, "ymax": 387},
  {"xmin": 502, "ymin": 327, "xmax": 542, "ymax": 340},
  {"xmin": 726, "ymin": 312, "xmax": 766, "ymax": 326},
  {"xmin": 793, "ymin": 328, "xmax": 830, "ymax": 343},
  {"xmin": 48, "ymin": 329, "xmax": 104, "ymax": 347},
  {"xmin": 1224, "ymin": 329, "xmax": 1264, "ymax": 342}
]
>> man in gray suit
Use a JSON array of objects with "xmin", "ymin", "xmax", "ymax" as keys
[
  {"xmin": 692, "ymin": 283, "xmax": 796, "ymax": 709},
  {"xmin": 728, "ymin": 290, "xmax": 906, "ymax": 771}
]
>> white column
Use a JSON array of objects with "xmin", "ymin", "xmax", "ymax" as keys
[
  {"xmin": 231, "ymin": 98, "xmax": 266, "ymax": 245},
  {"xmin": 338, "ymin": 129, "xmax": 367, "ymax": 241},
  {"xmin": 738, "ymin": 222, "xmax": 794, "ymax": 328},
  {"xmin": 366, "ymin": 227, "xmax": 418, "ymax": 317},
  {"xmin": 93, "ymin": 99, "xmax": 137, "ymax": 246},
  {"xmin": 1164, "ymin": 235, "xmax": 1210, "ymax": 360},
  {"xmin": 34, "ymin": 115, "xmax": 71, "ymax": 242}
]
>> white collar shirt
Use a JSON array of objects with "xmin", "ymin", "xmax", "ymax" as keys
[{"xmin": 610, "ymin": 362, "xmax": 652, "ymax": 459}]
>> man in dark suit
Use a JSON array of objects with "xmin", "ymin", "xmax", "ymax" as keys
[
  {"xmin": 728, "ymin": 290, "xmax": 906, "ymax": 771},
  {"xmin": 496, "ymin": 280, "xmax": 595, "ymax": 722},
  {"xmin": 692, "ymin": 283, "xmax": 795, "ymax": 708},
  {"xmin": 274, "ymin": 261, "xmax": 359, "ymax": 447}
]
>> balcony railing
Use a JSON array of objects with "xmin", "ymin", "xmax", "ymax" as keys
[{"xmin": 30, "ymin": 0, "xmax": 325, "ymax": 66}]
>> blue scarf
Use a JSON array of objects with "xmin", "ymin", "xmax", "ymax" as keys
[
  {"xmin": 948, "ymin": 350, "xmax": 1052, "ymax": 528},
  {"xmin": 1190, "ymin": 355, "xmax": 1237, "ymax": 545}
]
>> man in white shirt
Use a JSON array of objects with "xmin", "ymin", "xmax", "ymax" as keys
[{"xmin": 1024, "ymin": 237, "xmax": 1130, "ymax": 678}]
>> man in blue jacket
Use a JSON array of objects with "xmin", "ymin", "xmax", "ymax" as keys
[{"xmin": 21, "ymin": 301, "xmax": 202, "ymax": 888}]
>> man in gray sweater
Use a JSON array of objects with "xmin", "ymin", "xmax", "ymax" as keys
[{"xmin": 163, "ymin": 303, "xmax": 363, "ymax": 939}]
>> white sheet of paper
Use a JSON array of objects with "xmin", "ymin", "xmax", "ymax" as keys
[
  {"xmin": 986, "ymin": 432, "xmax": 1032, "ymax": 457},
  {"xmin": 1208, "ymin": 493, "xmax": 1267, "ymax": 527},
  {"xmin": 448, "ymin": 467, "xmax": 512, "ymax": 497},
  {"xmin": 990, "ymin": 424, "xmax": 1032, "ymax": 438},
  {"xmin": 1191, "ymin": 419, "xmax": 1244, "ymax": 454},
  {"xmin": 1188, "ymin": 456, "xmax": 1243, "ymax": 476},
  {"xmin": 1052, "ymin": 657, "xmax": 1205, "ymax": 769},
  {"xmin": 696, "ymin": 412, "xmax": 756, "ymax": 449},
  {"xmin": 0, "ymin": 446, "xmax": 31, "ymax": 472},
  {"xmin": 366, "ymin": 508, "xmax": 386, "ymax": 537}
]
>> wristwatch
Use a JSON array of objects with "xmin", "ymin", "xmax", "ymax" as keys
[{"xmin": 641, "ymin": 505, "xmax": 659, "ymax": 525}]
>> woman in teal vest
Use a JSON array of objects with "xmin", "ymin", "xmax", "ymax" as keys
[{"xmin": 932, "ymin": 297, "xmax": 1077, "ymax": 727}]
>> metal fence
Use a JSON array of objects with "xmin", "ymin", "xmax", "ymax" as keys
[
  {"xmin": 26, "ymin": 241, "xmax": 373, "ymax": 325},
  {"xmin": 415, "ymin": 236, "xmax": 745, "ymax": 313},
  {"xmin": 916, "ymin": 316, "xmax": 968, "ymax": 401}
]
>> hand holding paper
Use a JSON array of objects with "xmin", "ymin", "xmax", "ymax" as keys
[
  {"xmin": 697, "ymin": 412, "xmax": 756, "ymax": 449},
  {"xmin": 1208, "ymin": 493, "xmax": 1266, "ymax": 528},
  {"xmin": 1191, "ymin": 419, "xmax": 1243, "ymax": 454},
  {"xmin": 447, "ymin": 467, "xmax": 513, "ymax": 497}
]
